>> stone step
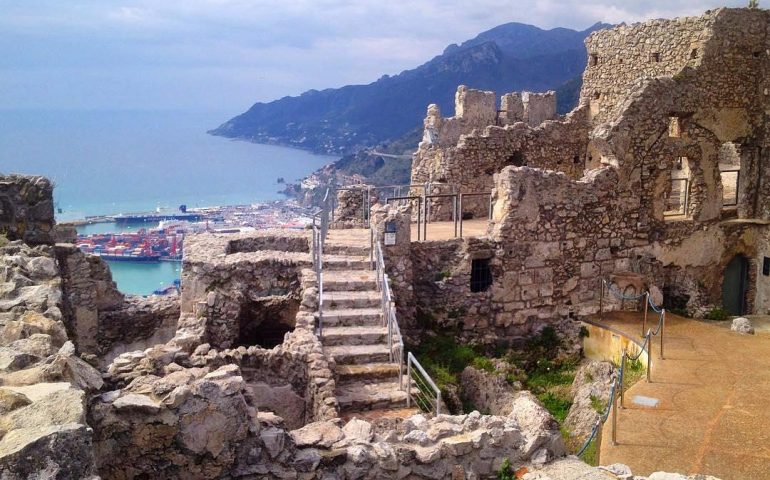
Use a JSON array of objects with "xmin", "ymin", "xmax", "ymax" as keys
[
  {"xmin": 321, "ymin": 326, "xmax": 388, "ymax": 346},
  {"xmin": 324, "ymin": 344, "xmax": 390, "ymax": 365},
  {"xmin": 324, "ymin": 243, "xmax": 371, "ymax": 257},
  {"xmin": 322, "ymin": 270, "xmax": 377, "ymax": 292},
  {"xmin": 321, "ymin": 308, "xmax": 382, "ymax": 327},
  {"xmin": 323, "ymin": 255, "xmax": 371, "ymax": 271},
  {"xmin": 322, "ymin": 291, "xmax": 380, "ymax": 309},
  {"xmin": 336, "ymin": 362, "xmax": 401, "ymax": 383},
  {"xmin": 341, "ymin": 407, "xmax": 422, "ymax": 423},
  {"xmin": 336, "ymin": 380, "xmax": 409, "ymax": 413}
]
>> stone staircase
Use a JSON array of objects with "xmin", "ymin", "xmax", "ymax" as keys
[{"xmin": 319, "ymin": 229, "xmax": 417, "ymax": 420}]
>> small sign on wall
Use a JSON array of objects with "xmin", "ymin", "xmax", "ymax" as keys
[{"xmin": 384, "ymin": 220, "xmax": 397, "ymax": 245}]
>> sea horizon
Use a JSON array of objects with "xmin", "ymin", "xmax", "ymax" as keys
[{"xmin": 0, "ymin": 108, "xmax": 336, "ymax": 222}]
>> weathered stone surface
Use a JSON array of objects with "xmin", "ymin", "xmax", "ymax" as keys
[
  {"xmin": 0, "ymin": 174, "xmax": 55, "ymax": 246},
  {"xmin": 508, "ymin": 391, "xmax": 566, "ymax": 461},
  {"xmin": 0, "ymin": 389, "xmax": 31, "ymax": 415},
  {"xmin": 0, "ymin": 423, "xmax": 95, "ymax": 479},
  {"xmin": 730, "ymin": 317, "xmax": 754, "ymax": 335},
  {"xmin": 460, "ymin": 361, "xmax": 518, "ymax": 416},
  {"xmin": 564, "ymin": 361, "xmax": 617, "ymax": 448},
  {"xmin": 342, "ymin": 418, "xmax": 374, "ymax": 443},
  {"xmin": 289, "ymin": 420, "xmax": 344, "ymax": 448}
]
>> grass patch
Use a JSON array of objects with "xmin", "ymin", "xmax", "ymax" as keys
[
  {"xmin": 581, "ymin": 436, "xmax": 599, "ymax": 466},
  {"xmin": 472, "ymin": 356, "xmax": 496, "ymax": 373},
  {"xmin": 589, "ymin": 394, "xmax": 605, "ymax": 413},
  {"xmin": 0, "ymin": 234, "xmax": 7, "ymax": 248},
  {"xmin": 524, "ymin": 359, "xmax": 577, "ymax": 423},
  {"xmin": 537, "ymin": 391, "xmax": 572, "ymax": 423},
  {"xmin": 704, "ymin": 307, "xmax": 730, "ymax": 321}
]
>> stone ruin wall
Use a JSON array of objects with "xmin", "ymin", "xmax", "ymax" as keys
[
  {"xmin": 411, "ymin": 86, "xmax": 584, "ymax": 220},
  {"xmin": 396, "ymin": 8, "xmax": 770, "ymax": 321},
  {"xmin": 580, "ymin": 12, "xmax": 717, "ymax": 125},
  {"xmin": 0, "ymin": 174, "xmax": 55, "ymax": 246},
  {"xmin": 586, "ymin": 8, "xmax": 770, "ymax": 315}
]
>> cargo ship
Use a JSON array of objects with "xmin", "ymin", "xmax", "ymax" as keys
[
  {"xmin": 95, "ymin": 252, "xmax": 162, "ymax": 262},
  {"xmin": 113, "ymin": 212, "xmax": 203, "ymax": 224}
]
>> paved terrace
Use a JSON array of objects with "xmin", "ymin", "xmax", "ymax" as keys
[
  {"xmin": 596, "ymin": 311, "xmax": 770, "ymax": 480},
  {"xmin": 409, "ymin": 218, "xmax": 489, "ymax": 241}
]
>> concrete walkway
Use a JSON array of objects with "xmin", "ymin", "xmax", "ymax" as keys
[{"xmin": 597, "ymin": 311, "xmax": 770, "ymax": 479}]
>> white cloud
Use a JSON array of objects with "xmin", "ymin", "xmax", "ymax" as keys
[{"xmin": 0, "ymin": 0, "xmax": 753, "ymax": 110}]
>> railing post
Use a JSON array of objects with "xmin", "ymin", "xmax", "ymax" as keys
[
  {"xmin": 611, "ymin": 385, "xmax": 618, "ymax": 446},
  {"xmin": 406, "ymin": 356, "xmax": 412, "ymax": 408},
  {"xmin": 488, "ymin": 192, "xmax": 493, "ymax": 220},
  {"xmin": 459, "ymin": 194, "xmax": 464, "ymax": 238},
  {"xmin": 660, "ymin": 309, "xmax": 665, "ymax": 359},
  {"xmin": 599, "ymin": 279, "xmax": 604, "ymax": 320},
  {"xmin": 453, "ymin": 195, "xmax": 458, "ymax": 238},
  {"xmin": 417, "ymin": 197, "xmax": 422, "ymax": 242},
  {"xmin": 436, "ymin": 391, "xmax": 441, "ymax": 416},
  {"xmin": 620, "ymin": 352, "xmax": 626, "ymax": 409},
  {"xmin": 646, "ymin": 332, "xmax": 652, "ymax": 383},
  {"xmin": 643, "ymin": 292, "xmax": 649, "ymax": 337}
]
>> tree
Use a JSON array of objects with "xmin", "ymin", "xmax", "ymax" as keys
[{"xmin": 749, "ymin": 0, "xmax": 759, "ymax": 9}]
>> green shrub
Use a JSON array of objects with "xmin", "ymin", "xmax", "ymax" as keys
[
  {"xmin": 537, "ymin": 392, "xmax": 572, "ymax": 423},
  {"xmin": 579, "ymin": 325, "xmax": 590, "ymax": 338},
  {"xmin": 704, "ymin": 307, "xmax": 729, "ymax": 321},
  {"xmin": 472, "ymin": 356, "xmax": 496, "ymax": 373},
  {"xmin": 528, "ymin": 326, "xmax": 560, "ymax": 350},
  {"xmin": 0, "ymin": 234, "xmax": 7, "ymax": 248},
  {"xmin": 496, "ymin": 458, "xmax": 515, "ymax": 480},
  {"xmin": 589, "ymin": 394, "xmax": 605, "ymax": 413}
]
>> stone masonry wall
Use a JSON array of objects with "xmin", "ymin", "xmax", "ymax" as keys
[
  {"xmin": 412, "ymin": 88, "xmax": 588, "ymax": 220},
  {"xmin": 0, "ymin": 174, "xmax": 55, "ymax": 246}
]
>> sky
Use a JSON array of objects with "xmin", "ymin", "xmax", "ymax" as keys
[{"xmin": 0, "ymin": 0, "xmax": 753, "ymax": 114}]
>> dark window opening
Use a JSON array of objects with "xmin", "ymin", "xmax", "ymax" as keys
[
  {"xmin": 763, "ymin": 257, "xmax": 770, "ymax": 276},
  {"xmin": 506, "ymin": 151, "xmax": 526, "ymax": 167},
  {"xmin": 573, "ymin": 155, "xmax": 581, "ymax": 164},
  {"xmin": 593, "ymin": 91, "xmax": 601, "ymax": 100},
  {"xmin": 589, "ymin": 54, "xmax": 599, "ymax": 66},
  {"xmin": 651, "ymin": 52, "xmax": 661, "ymax": 63},
  {"xmin": 470, "ymin": 258, "xmax": 493, "ymax": 293},
  {"xmin": 690, "ymin": 48, "xmax": 698, "ymax": 59},
  {"xmin": 753, "ymin": 51, "xmax": 762, "ymax": 58}
]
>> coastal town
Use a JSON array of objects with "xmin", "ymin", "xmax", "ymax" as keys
[{"xmin": 74, "ymin": 200, "xmax": 316, "ymax": 261}]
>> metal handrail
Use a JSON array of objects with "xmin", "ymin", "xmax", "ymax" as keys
[
  {"xmin": 372, "ymin": 235, "xmax": 405, "ymax": 386},
  {"xmin": 407, "ymin": 352, "xmax": 441, "ymax": 415},
  {"xmin": 312, "ymin": 188, "xmax": 331, "ymax": 338}
]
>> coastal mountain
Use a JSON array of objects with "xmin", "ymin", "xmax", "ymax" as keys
[{"xmin": 210, "ymin": 22, "xmax": 610, "ymax": 155}]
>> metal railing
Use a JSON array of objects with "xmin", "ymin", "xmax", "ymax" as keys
[
  {"xmin": 311, "ymin": 188, "xmax": 332, "ymax": 337},
  {"xmin": 577, "ymin": 296, "xmax": 667, "ymax": 457},
  {"xmin": 371, "ymin": 226, "xmax": 440, "ymax": 414},
  {"xmin": 407, "ymin": 352, "xmax": 442, "ymax": 415},
  {"xmin": 599, "ymin": 278, "xmax": 666, "ymax": 364},
  {"xmin": 384, "ymin": 189, "xmax": 493, "ymax": 241},
  {"xmin": 372, "ymin": 234, "xmax": 406, "ymax": 388}
]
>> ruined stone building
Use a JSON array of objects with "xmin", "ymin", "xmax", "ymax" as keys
[
  {"xmin": 1, "ymin": 7, "xmax": 768, "ymax": 480},
  {"xmin": 392, "ymin": 8, "xmax": 770, "ymax": 349}
]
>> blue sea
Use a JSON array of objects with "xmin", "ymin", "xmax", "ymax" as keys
[{"xmin": 0, "ymin": 109, "xmax": 335, "ymax": 294}]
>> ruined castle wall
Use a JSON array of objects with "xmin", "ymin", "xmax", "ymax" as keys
[
  {"xmin": 0, "ymin": 174, "xmax": 55, "ymax": 245},
  {"xmin": 412, "ymin": 107, "xmax": 590, "ymax": 220},
  {"xmin": 580, "ymin": 12, "xmax": 718, "ymax": 124}
]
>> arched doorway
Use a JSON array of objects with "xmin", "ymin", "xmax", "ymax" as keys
[{"xmin": 722, "ymin": 255, "xmax": 749, "ymax": 315}]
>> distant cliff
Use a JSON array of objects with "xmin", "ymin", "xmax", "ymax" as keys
[{"xmin": 210, "ymin": 22, "xmax": 609, "ymax": 155}]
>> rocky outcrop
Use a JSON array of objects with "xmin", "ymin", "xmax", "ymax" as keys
[
  {"xmin": 563, "ymin": 360, "xmax": 617, "ymax": 448},
  {"xmin": 460, "ymin": 359, "xmax": 522, "ymax": 416},
  {"xmin": 0, "ymin": 240, "xmax": 99, "ymax": 478},
  {"xmin": 730, "ymin": 317, "xmax": 754, "ymax": 335},
  {"xmin": 92, "ymin": 361, "xmax": 567, "ymax": 479}
]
